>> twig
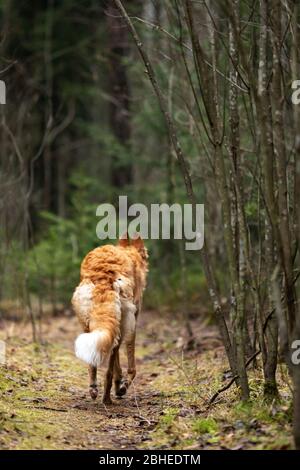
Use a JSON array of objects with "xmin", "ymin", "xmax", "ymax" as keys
[
  {"xmin": 131, "ymin": 381, "xmax": 152, "ymax": 425},
  {"xmin": 129, "ymin": 15, "xmax": 248, "ymax": 92},
  {"xmin": 30, "ymin": 405, "xmax": 68, "ymax": 412},
  {"xmin": 207, "ymin": 349, "xmax": 261, "ymax": 406},
  {"xmin": 113, "ymin": 0, "xmax": 195, "ymax": 206},
  {"xmin": 207, "ymin": 267, "xmax": 300, "ymax": 406},
  {"xmin": 208, "ymin": 375, "xmax": 238, "ymax": 406}
]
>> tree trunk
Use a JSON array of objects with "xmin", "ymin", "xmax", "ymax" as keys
[{"xmin": 106, "ymin": 2, "xmax": 133, "ymax": 189}]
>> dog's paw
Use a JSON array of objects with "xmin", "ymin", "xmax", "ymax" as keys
[
  {"xmin": 89, "ymin": 386, "xmax": 98, "ymax": 400},
  {"xmin": 115, "ymin": 379, "xmax": 128, "ymax": 397},
  {"xmin": 102, "ymin": 396, "xmax": 113, "ymax": 405}
]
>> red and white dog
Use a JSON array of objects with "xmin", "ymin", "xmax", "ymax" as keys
[{"xmin": 72, "ymin": 234, "xmax": 148, "ymax": 404}]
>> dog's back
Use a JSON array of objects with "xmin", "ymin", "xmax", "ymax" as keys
[{"xmin": 72, "ymin": 236, "xmax": 148, "ymax": 367}]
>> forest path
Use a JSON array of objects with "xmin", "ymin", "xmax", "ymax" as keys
[
  {"xmin": 0, "ymin": 310, "xmax": 219, "ymax": 449},
  {"xmin": 0, "ymin": 310, "xmax": 292, "ymax": 449}
]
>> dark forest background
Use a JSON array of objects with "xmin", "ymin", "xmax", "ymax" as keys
[{"xmin": 0, "ymin": 0, "xmax": 205, "ymax": 315}]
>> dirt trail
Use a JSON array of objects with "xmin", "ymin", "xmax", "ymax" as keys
[
  {"xmin": 0, "ymin": 310, "xmax": 215, "ymax": 449},
  {"xmin": 0, "ymin": 310, "xmax": 293, "ymax": 450}
]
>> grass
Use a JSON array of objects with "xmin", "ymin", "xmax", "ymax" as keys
[
  {"xmin": 192, "ymin": 417, "xmax": 218, "ymax": 435},
  {"xmin": 146, "ymin": 343, "xmax": 293, "ymax": 450},
  {"xmin": 0, "ymin": 310, "xmax": 294, "ymax": 450}
]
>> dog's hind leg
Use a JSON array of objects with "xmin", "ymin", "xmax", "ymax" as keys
[
  {"xmin": 114, "ymin": 333, "xmax": 137, "ymax": 397},
  {"xmin": 117, "ymin": 299, "xmax": 137, "ymax": 396},
  {"xmin": 126, "ymin": 333, "xmax": 136, "ymax": 388},
  {"xmin": 114, "ymin": 350, "xmax": 126, "ymax": 397},
  {"xmin": 88, "ymin": 365, "xmax": 98, "ymax": 400},
  {"xmin": 103, "ymin": 346, "xmax": 119, "ymax": 405}
]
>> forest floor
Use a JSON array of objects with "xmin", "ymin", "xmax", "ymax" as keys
[{"xmin": 0, "ymin": 308, "xmax": 294, "ymax": 450}]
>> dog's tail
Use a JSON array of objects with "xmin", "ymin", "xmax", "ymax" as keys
[{"xmin": 74, "ymin": 283, "xmax": 121, "ymax": 367}]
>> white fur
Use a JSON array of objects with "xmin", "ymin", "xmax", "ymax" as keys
[
  {"xmin": 72, "ymin": 281, "xmax": 94, "ymax": 327},
  {"xmin": 75, "ymin": 330, "xmax": 108, "ymax": 367},
  {"xmin": 114, "ymin": 277, "xmax": 137, "ymax": 343},
  {"xmin": 120, "ymin": 299, "xmax": 137, "ymax": 343},
  {"xmin": 74, "ymin": 277, "xmax": 137, "ymax": 365}
]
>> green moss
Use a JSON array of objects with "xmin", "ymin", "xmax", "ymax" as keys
[
  {"xmin": 192, "ymin": 417, "xmax": 218, "ymax": 435},
  {"xmin": 0, "ymin": 313, "xmax": 294, "ymax": 450},
  {"xmin": 160, "ymin": 407, "xmax": 179, "ymax": 428},
  {"xmin": 233, "ymin": 399, "xmax": 291, "ymax": 426},
  {"xmin": 0, "ymin": 342, "xmax": 77, "ymax": 449}
]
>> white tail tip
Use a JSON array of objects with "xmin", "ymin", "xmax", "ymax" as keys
[{"xmin": 75, "ymin": 330, "xmax": 105, "ymax": 367}]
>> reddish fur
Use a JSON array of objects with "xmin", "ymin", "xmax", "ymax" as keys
[{"xmin": 74, "ymin": 236, "xmax": 148, "ymax": 358}]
